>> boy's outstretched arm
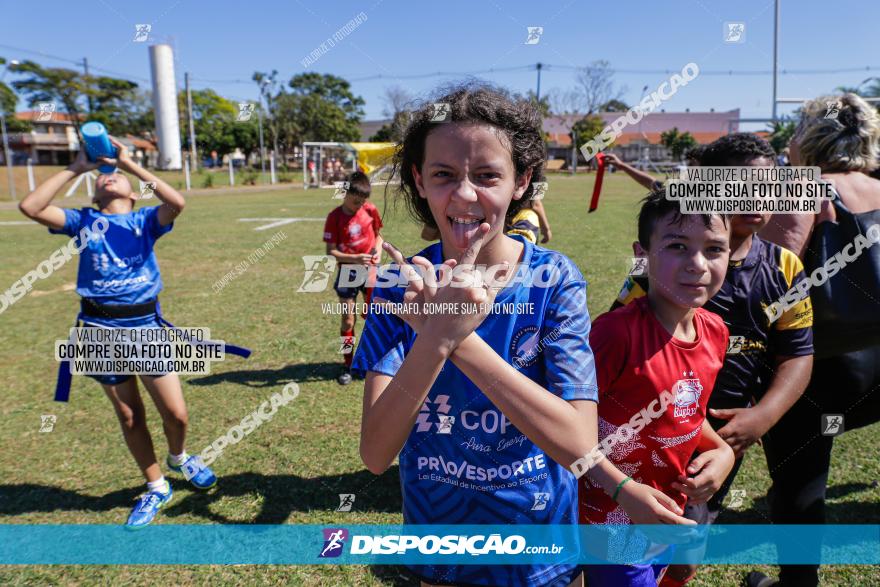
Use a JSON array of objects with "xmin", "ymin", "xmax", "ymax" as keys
[
  {"xmin": 604, "ymin": 153, "xmax": 661, "ymax": 192},
  {"xmin": 19, "ymin": 149, "xmax": 96, "ymax": 230},
  {"xmin": 326, "ymin": 242, "xmax": 374, "ymax": 265},
  {"xmin": 710, "ymin": 354, "xmax": 813, "ymax": 458},
  {"xmin": 108, "ymin": 137, "xmax": 185, "ymax": 226},
  {"xmin": 530, "ymin": 199, "xmax": 552, "ymax": 243}
]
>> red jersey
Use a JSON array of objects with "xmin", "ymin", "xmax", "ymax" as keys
[
  {"xmin": 579, "ymin": 296, "xmax": 728, "ymax": 525},
  {"xmin": 323, "ymin": 202, "xmax": 382, "ymax": 255}
]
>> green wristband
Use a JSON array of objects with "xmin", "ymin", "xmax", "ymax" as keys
[{"xmin": 612, "ymin": 476, "xmax": 633, "ymax": 502}]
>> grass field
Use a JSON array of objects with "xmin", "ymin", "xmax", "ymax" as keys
[{"xmin": 0, "ymin": 173, "xmax": 877, "ymax": 586}]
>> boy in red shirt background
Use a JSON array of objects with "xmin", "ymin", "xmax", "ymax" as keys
[
  {"xmin": 322, "ymin": 171, "xmax": 383, "ymax": 385},
  {"xmin": 579, "ymin": 190, "xmax": 735, "ymax": 586}
]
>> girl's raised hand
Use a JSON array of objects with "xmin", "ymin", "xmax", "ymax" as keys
[
  {"xmin": 101, "ymin": 136, "xmax": 135, "ymax": 172},
  {"xmin": 67, "ymin": 149, "xmax": 100, "ymax": 175},
  {"xmin": 372, "ymin": 241, "xmax": 456, "ymax": 334},
  {"xmin": 420, "ymin": 222, "xmax": 511, "ymax": 352}
]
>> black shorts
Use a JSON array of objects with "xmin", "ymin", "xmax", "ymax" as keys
[{"xmin": 333, "ymin": 265, "xmax": 374, "ymax": 301}]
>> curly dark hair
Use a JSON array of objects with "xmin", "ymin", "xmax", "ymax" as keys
[
  {"xmin": 697, "ymin": 132, "xmax": 776, "ymax": 166},
  {"xmin": 392, "ymin": 82, "xmax": 546, "ymax": 229}
]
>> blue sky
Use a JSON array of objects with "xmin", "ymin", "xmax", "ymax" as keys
[{"xmin": 1, "ymin": 0, "xmax": 876, "ymax": 126}]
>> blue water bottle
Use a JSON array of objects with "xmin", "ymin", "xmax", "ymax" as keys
[{"xmin": 80, "ymin": 121, "xmax": 118, "ymax": 174}]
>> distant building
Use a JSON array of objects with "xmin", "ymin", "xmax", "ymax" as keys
[
  {"xmin": 360, "ymin": 119, "xmax": 391, "ymax": 142},
  {"xmin": 1, "ymin": 111, "xmax": 157, "ymax": 167},
  {"xmin": 544, "ymin": 109, "xmax": 741, "ymax": 164},
  {"xmin": 6, "ymin": 111, "xmax": 80, "ymax": 166},
  {"xmin": 358, "ymin": 109, "xmax": 743, "ymax": 165}
]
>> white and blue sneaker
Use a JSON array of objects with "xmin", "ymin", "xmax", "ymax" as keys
[
  {"xmin": 125, "ymin": 484, "xmax": 172, "ymax": 529},
  {"xmin": 167, "ymin": 454, "xmax": 217, "ymax": 490}
]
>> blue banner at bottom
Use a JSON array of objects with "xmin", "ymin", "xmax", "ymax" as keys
[{"xmin": 0, "ymin": 524, "xmax": 877, "ymax": 565}]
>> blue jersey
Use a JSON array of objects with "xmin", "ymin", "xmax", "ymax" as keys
[
  {"xmin": 50, "ymin": 206, "xmax": 172, "ymax": 315},
  {"xmin": 352, "ymin": 236, "xmax": 598, "ymax": 587}
]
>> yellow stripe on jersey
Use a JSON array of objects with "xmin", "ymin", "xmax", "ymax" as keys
[
  {"xmin": 776, "ymin": 247, "xmax": 814, "ymax": 330},
  {"xmin": 778, "ymin": 247, "xmax": 802, "ymax": 287},
  {"xmin": 616, "ymin": 275, "xmax": 647, "ymax": 306}
]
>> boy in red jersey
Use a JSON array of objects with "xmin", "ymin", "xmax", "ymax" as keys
[
  {"xmin": 323, "ymin": 171, "xmax": 383, "ymax": 385},
  {"xmin": 578, "ymin": 189, "xmax": 735, "ymax": 586}
]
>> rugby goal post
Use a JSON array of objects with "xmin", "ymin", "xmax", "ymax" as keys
[{"xmin": 301, "ymin": 141, "xmax": 396, "ymax": 190}]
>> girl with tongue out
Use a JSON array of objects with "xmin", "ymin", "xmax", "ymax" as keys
[{"xmin": 350, "ymin": 84, "xmax": 607, "ymax": 587}]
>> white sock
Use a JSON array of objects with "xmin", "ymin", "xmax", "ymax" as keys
[
  {"xmin": 168, "ymin": 451, "xmax": 190, "ymax": 466},
  {"xmin": 147, "ymin": 477, "xmax": 169, "ymax": 494}
]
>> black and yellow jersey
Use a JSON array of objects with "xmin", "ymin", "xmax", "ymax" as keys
[
  {"xmin": 611, "ymin": 235, "xmax": 813, "ymax": 406},
  {"xmin": 506, "ymin": 208, "xmax": 541, "ymax": 244}
]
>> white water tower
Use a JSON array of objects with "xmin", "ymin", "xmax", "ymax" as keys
[{"xmin": 148, "ymin": 44, "xmax": 182, "ymax": 170}]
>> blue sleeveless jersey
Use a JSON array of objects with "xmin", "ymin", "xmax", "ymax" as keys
[{"xmin": 352, "ymin": 236, "xmax": 598, "ymax": 586}]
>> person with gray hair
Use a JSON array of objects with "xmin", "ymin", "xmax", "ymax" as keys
[{"xmin": 751, "ymin": 94, "xmax": 880, "ymax": 587}]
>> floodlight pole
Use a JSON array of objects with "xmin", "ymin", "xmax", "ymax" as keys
[
  {"xmin": 1, "ymin": 62, "xmax": 16, "ymax": 200},
  {"xmin": 257, "ymin": 107, "xmax": 266, "ymax": 178},
  {"xmin": 185, "ymin": 72, "xmax": 197, "ymax": 171},
  {"xmin": 772, "ymin": 0, "xmax": 780, "ymax": 122},
  {"xmin": 536, "ymin": 63, "xmax": 543, "ymax": 101}
]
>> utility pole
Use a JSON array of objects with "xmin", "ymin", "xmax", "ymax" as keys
[
  {"xmin": 536, "ymin": 63, "xmax": 543, "ymax": 101},
  {"xmin": 185, "ymin": 72, "xmax": 197, "ymax": 171},
  {"xmin": 1, "ymin": 60, "xmax": 17, "ymax": 200},
  {"xmin": 82, "ymin": 57, "xmax": 93, "ymax": 113}
]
